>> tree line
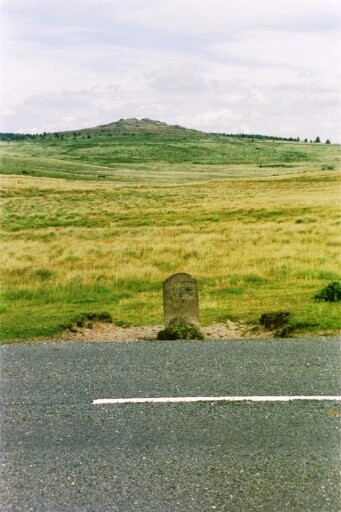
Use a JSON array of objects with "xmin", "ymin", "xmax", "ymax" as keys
[{"xmin": 0, "ymin": 131, "xmax": 333, "ymax": 144}]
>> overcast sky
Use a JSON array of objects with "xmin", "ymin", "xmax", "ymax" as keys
[{"xmin": 1, "ymin": 0, "xmax": 340, "ymax": 141}]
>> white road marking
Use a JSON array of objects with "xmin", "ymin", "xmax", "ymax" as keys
[{"xmin": 92, "ymin": 396, "xmax": 341, "ymax": 405}]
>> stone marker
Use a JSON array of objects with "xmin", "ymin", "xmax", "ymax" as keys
[{"xmin": 163, "ymin": 273, "xmax": 199, "ymax": 327}]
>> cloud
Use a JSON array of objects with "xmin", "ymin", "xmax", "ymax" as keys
[
  {"xmin": 1, "ymin": 0, "xmax": 340, "ymax": 141},
  {"xmin": 210, "ymin": 29, "xmax": 339, "ymax": 73},
  {"xmin": 115, "ymin": 0, "xmax": 340, "ymax": 35},
  {"xmin": 146, "ymin": 66, "xmax": 216, "ymax": 94}
]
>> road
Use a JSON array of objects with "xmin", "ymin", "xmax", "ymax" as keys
[{"xmin": 0, "ymin": 338, "xmax": 340, "ymax": 511}]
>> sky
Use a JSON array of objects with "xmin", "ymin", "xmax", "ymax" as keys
[{"xmin": 1, "ymin": 0, "xmax": 340, "ymax": 141}]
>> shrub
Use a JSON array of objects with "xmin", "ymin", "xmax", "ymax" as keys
[
  {"xmin": 314, "ymin": 282, "xmax": 341, "ymax": 302},
  {"xmin": 259, "ymin": 312, "xmax": 290, "ymax": 329},
  {"xmin": 62, "ymin": 312, "xmax": 112, "ymax": 332},
  {"xmin": 157, "ymin": 319, "xmax": 204, "ymax": 340}
]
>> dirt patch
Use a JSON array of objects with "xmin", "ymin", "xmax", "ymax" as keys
[{"xmin": 59, "ymin": 320, "xmax": 274, "ymax": 343}]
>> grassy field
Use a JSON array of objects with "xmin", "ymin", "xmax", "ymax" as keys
[
  {"xmin": 0, "ymin": 120, "xmax": 340, "ymax": 341},
  {"xmin": 1, "ymin": 118, "xmax": 339, "ymax": 182}
]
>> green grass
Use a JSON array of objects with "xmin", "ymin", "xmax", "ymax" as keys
[
  {"xmin": 1, "ymin": 119, "xmax": 339, "ymax": 183},
  {"xmin": 0, "ymin": 120, "xmax": 340, "ymax": 341}
]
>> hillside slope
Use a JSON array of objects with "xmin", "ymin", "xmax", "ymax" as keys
[{"xmin": 0, "ymin": 118, "xmax": 339, "ymax": 182}]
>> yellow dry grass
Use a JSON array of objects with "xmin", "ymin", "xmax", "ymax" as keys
[{"xmin": 0, "ymin": 170, "xmax": 340, "ymax": 339}]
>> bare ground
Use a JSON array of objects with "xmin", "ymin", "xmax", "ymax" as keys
[{"xmin": 59, "ymin": 320, "xmax": 275, "ymax": 343}]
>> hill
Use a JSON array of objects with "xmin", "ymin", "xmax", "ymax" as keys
[
  {"xmin": 0, "ymin": 117, "xmax": 301, "ymax": 139},
  {"xmin": 90, "ymin": 117, "xmax": 203, "ymax": 135},
  {"xmin": 0, "ymin": 118, "xmax": 339, "ymax": 182}
]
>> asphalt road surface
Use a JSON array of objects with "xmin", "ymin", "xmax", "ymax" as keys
[{"xmin": 1, "ymin": 338, "xmax": 340, "ymax": 511}]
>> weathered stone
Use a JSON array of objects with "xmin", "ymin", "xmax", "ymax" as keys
[{"xmin": 163, "ymin": 273, "xmax": 199, "ymax": 327}]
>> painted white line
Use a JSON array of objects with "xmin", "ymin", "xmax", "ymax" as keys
[{"xmin": 92, "ymin": 396, "xmax": 341, "ymax": 405}]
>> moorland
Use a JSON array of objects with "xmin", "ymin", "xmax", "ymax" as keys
[{"xmin": 0, "ymin": 118, "xmax": 340, "ymax": 341}]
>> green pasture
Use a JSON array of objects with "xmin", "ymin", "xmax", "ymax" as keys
[{"xmin": 1, "ymin": 122, "xmax": 339, "ymax": 183}]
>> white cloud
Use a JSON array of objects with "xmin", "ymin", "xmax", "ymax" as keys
[
  {"xmin": 0, "ymin": 0, "xmax": 340, "ymax": 141},
  {"xmin": 210, "ymin": 30, "xmax": 340, "ymax": 73},
  {"xmin": 116, "ymin": 0, "xmax": 340, "ymax": 34}
]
